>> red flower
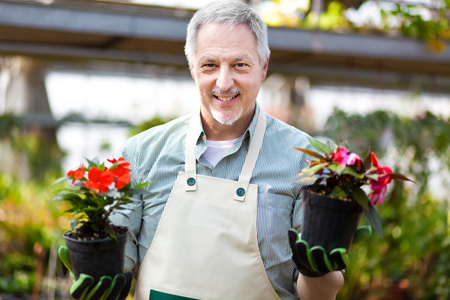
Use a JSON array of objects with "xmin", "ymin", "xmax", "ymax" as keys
[
  {"xmin": 107, "ymin": 157, "xmax": 130, "ymax": 166},
  {"xmin": 84, "ymin": 167, "xmax": 115, "ymax": 193},
  {"xmin": 330, "ymin": 146, "xmax": 362, "ymax": 166},
  {"xmin": 66, "ymin": 165, "xmax": 86, "ymax": 184},
  {"xmin": 109, "ymin": 157, "xmax": 131, "ymax": 176},
  {"xmin": 371, "ymin": 152, "xmax": 393, "ymax": 175},
  {"xmin": 108, "ymin": 157, "xmax": 131, "ymax": 189},
  {"xmin": 368, "ymin": 152, "xmax": 393, "ymax": 205},
  {"xmin": 114, "ymin": 174, "xmax": 131, "ymax": 189}
]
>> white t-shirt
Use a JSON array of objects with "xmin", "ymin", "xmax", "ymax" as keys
[{"xmin": 202, "ymin": 138, "xmax": 238, "ymax": 167}]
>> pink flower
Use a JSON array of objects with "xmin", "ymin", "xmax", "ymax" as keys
[
  {"xmin": 330, "ymin": 146, "xmax": 362, "ymax": 166},
  {"xmin": 369, "ymin": 152, "xmax": 393, "ymax": 205},
  {"xmin": 346, "ymin": 153, "xmax": 362, "ymax": 165}
]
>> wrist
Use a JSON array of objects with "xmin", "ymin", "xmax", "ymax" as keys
[{"xmin": 296, "ymin": 271, "xmax": 344, "ymax": 300}]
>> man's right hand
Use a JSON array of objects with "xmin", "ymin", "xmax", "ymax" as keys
[{"xmin": 58, "ymin": 246, "xmax": 132, "ymax": 300}]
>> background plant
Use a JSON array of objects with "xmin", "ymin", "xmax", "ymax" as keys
[
  {"xmin": 259, "ymin": 0, "xmax": 450, "ymax": 52},
  {"xmin": 323, "ymin": 109, "xmax": 450, "ymax": 300}
]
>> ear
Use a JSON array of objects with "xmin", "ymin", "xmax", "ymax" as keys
[
  {"xmin": 189, "ymin": 63, "xmax": 195, "ymax": 80},
  {"xmin": 261, "ymin": 58, "xmax": 269, "ymax": 81}
]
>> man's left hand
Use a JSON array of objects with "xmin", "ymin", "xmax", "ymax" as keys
[
  {"xmin": 288, "ymin": 229, "xmax": 348, "ymax": 277},
  {"xmin": 288, "ymin": 226, "xmax": 372, "ymax": 277}
]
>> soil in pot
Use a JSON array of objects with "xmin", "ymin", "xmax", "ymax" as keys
[
  {"xmin": 64, "ymin": 221, "xmax": 128, "ymax": 240},
  {"xmin": 63, "ymin": 223, "xmax": 128, "ymax": 281},
  {"xmin": 301, "ymin": 189, "xmax": 362, "ymax": 253}
]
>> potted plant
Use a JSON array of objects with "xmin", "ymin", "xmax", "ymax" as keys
[
  {"xmin": 53, "ymin": 156, "xmax": 150, "ymax": 281},
  {"xmin": 293, "ymin": 137, "xmax": 414, "ymax": 253}
]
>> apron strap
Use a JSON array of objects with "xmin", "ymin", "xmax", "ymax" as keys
[
  {"xmin": 184, "ymin": 111, "xmax": 200, "ymax": 191},
  {"xmin": 233, "ymin": 109, "xmax": 266, "ymax": 202}
]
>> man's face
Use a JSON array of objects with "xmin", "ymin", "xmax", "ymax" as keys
[{"xmin": 190, "ymin": 22, "xmax": 268, "ymax": 135}]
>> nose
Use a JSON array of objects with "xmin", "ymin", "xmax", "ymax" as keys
[{"xmin": 216, "ymin": 66, "xmax": 234, "ymax": 91}]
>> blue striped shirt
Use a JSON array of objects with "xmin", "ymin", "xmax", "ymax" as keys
[{"xmin": 111, "ymin": 103, "xmax": 313, "ymax": 299}]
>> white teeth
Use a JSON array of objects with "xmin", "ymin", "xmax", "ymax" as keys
[{"xmin": 217, "ymin": 96, "xmax": 235, "ymax": 101}]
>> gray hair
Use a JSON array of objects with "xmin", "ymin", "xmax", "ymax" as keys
[{"xmin": 184, "ymin": 0, "xmax": 270, "ymax": 67}]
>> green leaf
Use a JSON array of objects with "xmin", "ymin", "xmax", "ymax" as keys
[
  {"xmin": 328, "ymin": 163, "xmax": 346, "ymax": 174},
  {"xmin": 298, "ymin": 163, "xmax": 326, "ymax": 177},
  {"xmin": 54, "ymin": 192, "xmax": 83, "ymax": 202},
  {"xmin": 326, "ymin": 139, "xmax": 338, "ymax": 152},
  {"xmin": 363, "ymin": 205, "xmax": 383, "ymax": 238},
  {"xmin": 343, "ymin": 167, "xmax": 365, "ymax": 179},
  {"xmin": 52, "ymin": 176, "xmax": 72, "ymax": 185},
  {"xmin": 134, "ymin": 182, "xmax": 152, "ymax": 188},
  {"xmin": 365, "ymin": 174, "xmax": 379, "ymax": 180},
  {"xmin": 292, "ymin": 147, "xmax": 325, "ymax": 160},
  {"xmin": 297, "ymin": 176, "xmax": 318, "ymax": 184},
  {"xmin": 363, "ymin": 152, "xmax": 372, "ymax": 171},
  {"xmin": 390, "ymin": 173, "xmax": 416, "ymax": 183},
  {"xmin": 330, "ymin": 186, "xmax": 347, "ymax": 198},
  {"xmin": 86, "ymin": 157, "xmax": 100, "ymax": 168},
  {"xmin": 307, "ymin": 136, "xmax": 332, "ymax": 155},
  {"xmin": 350, "ymin": 187, "xmax": 370, "ymax": 210},
  {"xmin": 111, "ymin": 159, "xmax": 134, "ymax": 170}
]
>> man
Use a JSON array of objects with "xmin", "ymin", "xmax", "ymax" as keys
[{"xmin": 60, "ymin": 1, "xmax": 348, "ymax": 299}]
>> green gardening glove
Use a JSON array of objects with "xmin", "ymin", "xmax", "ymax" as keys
[
  {"xmin": 288, "ymin": 226, "xmax": 372, "ymax": 278},
  {"xmin": 58, "ymin": 246, "xmax": 132, "ymax": 300}
]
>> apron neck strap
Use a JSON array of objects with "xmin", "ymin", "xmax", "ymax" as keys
[
  {"xmin": 184, "ymin": 108, "xmax": 267, "ymax": 199},
  {"xmin": 233, "ymin": 109, "xmax": 266, "ymax": 201},
  {"xmin": 184, "ymin": 109, "xmax": 200, "ymax": 191}
]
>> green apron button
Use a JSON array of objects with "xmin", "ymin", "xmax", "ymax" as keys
[
  {"xmin": 187, "ymin": 177, "xmax": 196, "ymax": 186},
  {"xmin": 236, "ymin": 188, "xmax": 245, "ymax": 197}
]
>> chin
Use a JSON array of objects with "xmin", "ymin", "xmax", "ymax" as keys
[{"xmin": 211, "ymin": 108, "xmax": 243, "ymax": 126}]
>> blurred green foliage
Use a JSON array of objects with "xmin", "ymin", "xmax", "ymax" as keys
[
  {"xmin": 0, "ymin": 113, "xmax": 67, "ymax": 297},
  {"xmin": 0, "ymin": 113, "xmax": 64, "ymax": 181},
  {"xmin": 324, "ymin": 109, "xmax": 450, "ymax": 300},
  {"xmin": 0, "ymin": 173, "xmax": 67, "ymax": 297},
  {"xmin": 128, "ymin": 115, "xmax": 175, "ymax": 137},
  {"xmin": 263, "ymin": 0, "xmax": 449, "ymax": 52}
]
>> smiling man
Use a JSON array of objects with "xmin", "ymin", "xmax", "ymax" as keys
[
  {"xmin": 190, "ymin": 21, "xmax": 268, "ymax": 140},
  {"xmin": 59, "ymin": 1, "xmax": 347, "ymax": 299}
]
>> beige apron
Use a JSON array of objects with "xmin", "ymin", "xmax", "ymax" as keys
[{"xmin": 135, "ymin": 109, "xmax": 280, "ymax": 300}]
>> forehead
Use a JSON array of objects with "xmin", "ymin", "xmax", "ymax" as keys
[{"xmin": 194, "ymin": 22, "xmax": 259, "ymax": 62}]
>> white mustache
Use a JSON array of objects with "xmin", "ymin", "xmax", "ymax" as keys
[{"xmin": 210, "ymin": 88, "xmax": 240, "ymax": 95}]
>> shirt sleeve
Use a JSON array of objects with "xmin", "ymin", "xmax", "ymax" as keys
[
  {"xmin": 292, "ymin": 196, "xmax": 303, "ymax": 232},
  {"xmin": 110, "ymin": 143, "xmax": 144, "ymax": 275},
  {"xmin": 110, "ymin": 198, "xmax": 142, "ymax": 274}
]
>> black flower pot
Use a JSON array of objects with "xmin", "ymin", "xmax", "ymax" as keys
[
  {"xmin": 301, "ymin": 189, "xmax": 362, "ymax": 253},
  {"xmin": 63, "ymin": 229, "xmax": 128, "ymax": 281}
]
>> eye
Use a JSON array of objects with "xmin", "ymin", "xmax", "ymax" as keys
[
  {"xmin": 202, "ymin": 63, "xmax": 216, "ymax": 69},
  {"xmin": 235, "ymin": 63, "xmax": 247, "ymax": 68}
]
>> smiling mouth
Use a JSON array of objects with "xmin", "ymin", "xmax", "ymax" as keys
[{"xmin": 214, "ymin": 94, "xmax": 239, "ymax": 101}]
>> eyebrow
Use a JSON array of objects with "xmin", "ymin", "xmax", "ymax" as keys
[
  {"xmin": 199, "ymin": 56, "xmax": 216, "ymax": 62},
  {"xmin": 232, "ymin": 56, "xmax": 251, "ymax": 63},
  {"xmin": 198, "ymin": 55, "xmax": 253, "ymax": 64}
]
